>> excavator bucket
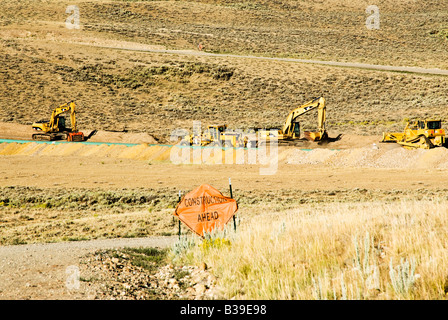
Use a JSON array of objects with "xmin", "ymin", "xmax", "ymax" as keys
[
  {"xmin": 68, "ymin": 132, "xmax": 85, "ymax": 142},
  {"xmin": 303, "ymin": 130, "xmax": 327, "ymax": 142}
]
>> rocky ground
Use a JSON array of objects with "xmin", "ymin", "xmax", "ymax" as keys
[
  {"xmin": 81, "ymin": 249, "xmax": 223, "ymax": 300},
  {"xmin": 0, "ymin": 235, "xmax": 224, "ymax": 300}
]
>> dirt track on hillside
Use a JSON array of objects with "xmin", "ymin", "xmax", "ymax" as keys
[{"xmin": 89, "ymin": 43, "xmax": 448, "ymax": 76}]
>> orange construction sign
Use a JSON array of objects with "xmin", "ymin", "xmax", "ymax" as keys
[{"xmin": 174, "ymin": 184, "xmax": 238, "ymax": 237}]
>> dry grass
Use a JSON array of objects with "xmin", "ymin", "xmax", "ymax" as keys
[
  {"xmin": 3, "ymin": 0, "xmax": 444, "ymax": 68},
  {"xmin": 176, "ymin": 199, "xmax": 448, "ymax": 299},
  {"xmin": 3, "ymin": 185, "xmax": 446, "ymax": 245},
  {"xmin": 0, "ymin": 186, "xmax": 180, "ymax": 244},
  {"xmin": 1, "ymin": 1, "xmax": 448, "ymax": 300}
]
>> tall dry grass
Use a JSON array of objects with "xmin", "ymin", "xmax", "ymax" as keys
[{"xmin": 174, "ymin": 199, "xmax": 448, "ymax": 299}]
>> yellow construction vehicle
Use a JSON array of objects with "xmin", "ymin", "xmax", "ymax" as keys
[
  {"xmin": 32, "ymin": 101, "xmax": 88, "ymax": 141},
  {"xmin": 180, "ymin": 124, "xmax": 251, "ymax": 148},
  {"xmin": 381, "ymin": 119, "xmax": 446, "ymax": 149},
  {"xmin": 258, "ymin": 96, "xmax": 329, "ymax": 145}
]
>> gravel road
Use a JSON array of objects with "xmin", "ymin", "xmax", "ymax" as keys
[{"xmin": 0, "ymin": 236, "xmax": 177, "ymax": 299}]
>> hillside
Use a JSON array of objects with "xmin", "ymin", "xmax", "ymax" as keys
[{"xmin": 1, "ymin": 0, "xmax": 447, "ymax": 143}]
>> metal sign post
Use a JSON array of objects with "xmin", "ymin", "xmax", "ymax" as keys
[
  {"xmin": 178, "ymin": 190, "xmax": 182, "ymax": 239},
  {"xmin": 229, "ymin": 178, "xmax": 236, "ymax": 232}
]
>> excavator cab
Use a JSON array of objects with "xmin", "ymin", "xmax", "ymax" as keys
[
  {"xmin": 207, "ymin": 125, "xmax": 226, "ymax": 140},
  {"xmin": 57, "ymin": 116, "xmax": 67, "ymax": 131},
  {"xmin": 426, "ymin": 120, "xmax": 442, "ymax": 130},
  {"xmin": 291, "ymin": 122, "xmax": 300, "ymax": 138}
]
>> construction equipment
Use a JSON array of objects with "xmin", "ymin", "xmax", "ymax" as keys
[
  {"xmin": 381, "ymin": 119, "xmax": 446, "ymax": 149},
  {"xmin": 32, "ymin": 101, "xmax": 89, "ymax": 142},
  {"xmin": 180, "ymin": 124, "xmax": 253, "ymax": 148},
  {"xmin": 257, "ymin": 96, "xmax": 329, "ymax": 145},
  {"xmin": 178, "ymin": 97, "xmax": 334, "ymax": 149}
]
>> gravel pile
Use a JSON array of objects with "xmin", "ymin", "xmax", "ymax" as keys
[
  {"xmin": 80, "ymin": 250, "xmax": 224, "ymax": 300},
  {"xmin": 287, "ymin": 145, "xmax": 448, "ymax": 169}
]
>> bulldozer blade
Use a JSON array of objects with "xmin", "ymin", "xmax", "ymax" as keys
[{"xmin": 381, "ymin": 132, "xmax": 405, "ymax": 143}]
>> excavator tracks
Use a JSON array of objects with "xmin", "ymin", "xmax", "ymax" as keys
[
  {"xmin": 32, "ymin": 133, "xmax": 53, "ymax": 141},
  {"xmin": 398, "ymin": 135, "xmax": 434, "ymax": 150},
  {"xmin": 32, "ymin": 132, "xmax": 67, "ymax": 141}
]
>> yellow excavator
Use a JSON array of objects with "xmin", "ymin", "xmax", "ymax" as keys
[
  {"xmin": 32, "ymin": 101, "xmax": 94, "ymax": 142},
  {"xmin": 258, "ymin": 96, "xmax": 332, "ymax": 146},
  {"xmin": 178, "ymin": 97, "xmax": 336, "ymax": 148},
  {"xmin": 381, "ymin": 119, "xmax": 446, "ymax": 149}
]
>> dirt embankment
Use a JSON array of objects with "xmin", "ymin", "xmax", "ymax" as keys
[
  {"xmin": 2, "ymin": 123, "xmax": 448, "ymax": 171},
  {"xmin": 0, "ymin": 122, "xmax": 158, "ymax": 144}
]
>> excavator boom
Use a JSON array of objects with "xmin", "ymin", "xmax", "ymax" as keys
[{"xmin": 178, "ymin": 97, "xmax": 337, "ymax": 149}]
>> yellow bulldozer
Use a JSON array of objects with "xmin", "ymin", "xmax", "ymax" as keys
[
  {"xmin": 381, "ymin": 119, "xmax": 446, "ymax": 149},
  {"xmin": 32, "ymin": 101, "xmax": 96, "ymax": 142}
]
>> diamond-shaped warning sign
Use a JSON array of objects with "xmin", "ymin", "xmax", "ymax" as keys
[{"xmin": 174, "ymin": 184, "xmax": 238, "ymax": 237}]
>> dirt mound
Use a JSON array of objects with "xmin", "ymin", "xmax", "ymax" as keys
[
  {"xmin": 2, "ymin": 137, "xmax": 448, "ymax": 170},
  {"xmin": 321, "ymin": 133, "xmax": 380, "ymax": 149},
  {"xmin": 0, "ymin": 122, "xmax": 158, "ymax": 144},
  {"xmin": 1, "ymin": 122, "xmax": 447, "ymax": 169},
  {"xmin": 0, "ymin": 122, "xmax": 34, "ymax": 140},
  {"xmin": 88, "ymin": 131, "xmax": 158, "ymax": 145},
  {"xmin": 286, "ymin": 144, "xmax": 448, "ymax": 169}
]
